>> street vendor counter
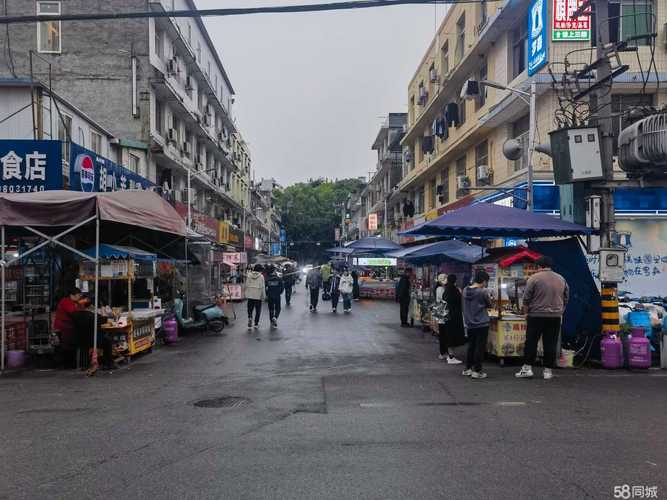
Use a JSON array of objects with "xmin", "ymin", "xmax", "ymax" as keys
[
  {"xmin": 488, "ymin": 313, "xmax": 527, "ymax": 365},
  {"xmin": 359, "ymin": 278, "xmax": 397, "ymax": 299},
  {"xmin": 100, "ymin": 308, "xmax": 163, "ymax": 357}
]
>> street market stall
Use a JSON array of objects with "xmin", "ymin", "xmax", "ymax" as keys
[
  {"xmin": 0, "ymin": 190, "xmax": 186, "ymax": 372},
  {"xmin": 400, "ymin": 203, "xmax": 594, "ymax": 363},
  {"xmin": 79, "ymin": 244, "xmax": 163, "ymax": 358}
]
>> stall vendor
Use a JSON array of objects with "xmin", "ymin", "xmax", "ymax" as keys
[
  {"xmin": 54, "ymin": 287, "xmax": 83, "ymax": 365},
  {"xmin": 71, "ymin": 301, "xmax": 116, "ymax": 372}
]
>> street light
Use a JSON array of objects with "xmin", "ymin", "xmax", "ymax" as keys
[{"xmin": 461, "ymin": 79, "xmax": 537, "ymax": 211}]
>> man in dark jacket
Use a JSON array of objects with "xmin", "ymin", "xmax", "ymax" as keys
[
  {"xmin": 306, "ymin": 267, "xmax": 322, "ymax": 312},
  {"xmin": 283, "ymin": 264, "xmax": 296, "ymax": 306},
  {"xmin": 265, "ymin": 266, "xmax": 284, "ymax": 328},
  {"xmin": 396, "ymin": 269, "xmax": 412, "ymax": 327},
  {"xmin": 329, "ymin": 271, "xmax": 341, "ymax": 313}
]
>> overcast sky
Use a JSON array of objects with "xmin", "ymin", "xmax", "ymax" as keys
[{"xmin": 199, "ymin": 0, "xmax": 447, "ymax": 186}]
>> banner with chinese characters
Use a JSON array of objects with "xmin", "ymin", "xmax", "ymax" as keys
[
  {"xmin": 527, "ymin": 0, "xmax": 548, "ymax": 76},
  {"xmin": 69, "ymin": 143, "xmax": 154, "ymax": 193},
  {"xmin": 173, "ymin": 201, "xmax": 218, "ymax": 242},
  {"xmin": 586, "ymin": 219, "xmax": 667, "ymax": 297},
  {"xmin": 0, "ymin": 140, "xmax": 62, "ymax": 193},
  {"xmin": 368, "ymin": 213, "xmax": 378, "ymax": 231},
  {"xmin": 552, "ymin": 0, "xmax": 591, "ymax": 41}
]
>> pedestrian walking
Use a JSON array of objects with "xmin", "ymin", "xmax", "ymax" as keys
[
  {"xmin": 306, "ymin": 266, "xmax": 322, "ymax": 312},
  {"xmin": 340, "ymin": 268, "xmax": 354, "ymax": 313},
  {"xmin": 351, "ymin": 269, "xmax": 360, "ymax": 301},
  {"xmin": 435, "ymin": 274, "xmax": 463, "ymax": 365},
  {"xmin": 283, "ymin": 264, "xmax": 296, "ymax": 306},
  {"xmin": 245, "ymin": 264, "xmax": 266, "ymax": 331},
  {"xmin": 265, "ymin": 265, "xmax": 284, "ymax": 328},
  {"xmin": 329, "ymin": 270, "xmax": 341, "ymax": 313},
  {"xmin": 321, "ymin": 261, "xmax": 332, "ymax": 301},
  {"xmin": 396, "ymin": 269, "xmax": 411, "ymax": 327},
  {"xmin": 462, "ymin": 270, "xmax": 492, "ymax": 379},
  {"xmin": 515, "ymin": 256, "xmax": 569, "ymax": 380}
]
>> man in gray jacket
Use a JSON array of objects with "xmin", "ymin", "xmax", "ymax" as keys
[
  {"xmin": 305, "ymin": 267, "xmax": 322, "ymax": 312},
  {"xmin": 516, "ymin": 256, "xmax": 569, "ymax": 380}
]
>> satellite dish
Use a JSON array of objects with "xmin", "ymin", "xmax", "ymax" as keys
[{"xmin": 503, "ymin": 139, "xmax": 522, "ymax": 161}]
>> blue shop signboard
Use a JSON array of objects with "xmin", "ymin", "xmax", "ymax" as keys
[
  {"xmin": 270, "ymin": 242, "xmax": 282, "ymax": 256},
  {"xmin": 0, "ymin": 140, "xmax": 62, "ymax": 192},
  {"xmin": 69, "ymin": 143, "xmax": 154, "ymax": 192},
  {"xmin": 527, "ymin": 0, "xmax": 548, "ymax": 76}
]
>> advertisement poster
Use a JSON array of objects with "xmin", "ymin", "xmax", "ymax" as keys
[
  {"xmin": 354, "ymin": 257, "xmax": 397, "ymax": 267},
  {"xmin": 552, "ymin": 0, "xmax": 591, "ymax": 41},
  {"xmin": 528, "ymin": 0, "xmax": 548, "ymax": 76},
  {"xmin": 368, "ymin": 213, "xmax": 378, "ymax": 231},
  {"xmin": 222, "ymin": 252, "xmax": 247, "ymax": 266},
  {"xmin": 0, "ymin": 140, "xmax": 62, "ymax": 192},
  {"xmin": 173, "ymin": 201, "xmax": 218, "ymax": 242},
  {"xmin": 585, "ymin": 219, "xmax": 667, "ymax": 297},
  {"xmin": 69, "ymin": 143, "xmax": 153, "ymax": 192}
]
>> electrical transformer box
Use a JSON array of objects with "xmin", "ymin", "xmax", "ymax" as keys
[{"xmin": 549, "ymin": 127, "xmax": 604, "ymax": 184}]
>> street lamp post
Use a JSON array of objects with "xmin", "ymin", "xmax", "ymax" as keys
[{"xmin": 479, "ymin": 80, "xmax": 537, "ymax": 212}]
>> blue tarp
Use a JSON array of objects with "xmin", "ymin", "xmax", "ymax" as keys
[
  {"xmin": 82, "ymin": 244, "xmax": 157, "ymax": 262},
  {"xmin": 400, "ymin": 203, "xmax": 594, "ymax": 238},
  {"xmin": 528, "ymin": 238, "xmax": 601, "ymax": 353},
  {"xmin": 387, "ymin": 240, "xmax": 486, "ymax": 264}
]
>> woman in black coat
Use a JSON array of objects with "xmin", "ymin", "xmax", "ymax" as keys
[{"xmin": 436, "ymin": 274, "xmax": 466, "ymax": 363}]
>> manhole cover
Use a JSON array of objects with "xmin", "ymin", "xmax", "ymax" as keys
[{"xmin": 193, "ymin": 396, "xmax": 251, "ymax": 409}]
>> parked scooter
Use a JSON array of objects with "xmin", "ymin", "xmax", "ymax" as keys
[{"xmin": 192, "ymin": 295, "xmax": 228, "ymax": 334}]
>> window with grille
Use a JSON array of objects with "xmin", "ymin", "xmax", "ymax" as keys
[{"xmin": 511, "ymin": 23, "xmax": 527, "ymax": 79}]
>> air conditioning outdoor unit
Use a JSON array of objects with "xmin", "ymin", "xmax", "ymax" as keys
[
  {"xmin": 477, "ymin": 164, "xmax": 491, "ymax": 181},
  {"xmin": 457, "ymin": 175, "xmax": 470, "ymax": 190}
]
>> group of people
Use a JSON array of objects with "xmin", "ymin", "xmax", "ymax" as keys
[
  {"xmin": 244, "ymin": 263, "xmax": 298, "ymax": 333},
  {"xmin": 398, "ymin": 255, "xmax": 569, "ymax": 380},
  {"xmin": 305, "ymin": 264, "xmax": 358, "ymax": 313}
]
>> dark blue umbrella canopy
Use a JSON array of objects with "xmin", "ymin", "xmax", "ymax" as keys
[
  {"xmin": 387, "ymin": 239, "xmax": 486, "ymax": 264},
  {"xmin": 400, "ymin": 203, "xmax": 593, "ymax": 238},
  {"xmin": 346, "ymin": 236, "xmax": 402, "ymax": 252}
]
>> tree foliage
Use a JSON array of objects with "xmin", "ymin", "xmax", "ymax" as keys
[{"xmin": 277, "ymin": 177, "xmax": 364, "ymax": 264}]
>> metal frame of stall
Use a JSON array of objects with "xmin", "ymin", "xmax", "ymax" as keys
[{"xmin": 1, "ymin": 213, "xmax": 101, "ymax": 372}]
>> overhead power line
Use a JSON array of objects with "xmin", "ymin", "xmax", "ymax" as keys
[{"xmin": 0, "ymin": 0, "xmax": 488, "ymax": 25}]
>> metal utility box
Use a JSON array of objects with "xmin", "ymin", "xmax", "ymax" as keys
[
  {"xmin": 598, "ymin": 248, "xmax": 627, "ymax": 283},
  {"xmin": 559, "ymin": 183, "xmax": 586, "ymax": 225},
  {"xmin": 549, "ymin": 127, "xmax": 604, "ymax": 184}
]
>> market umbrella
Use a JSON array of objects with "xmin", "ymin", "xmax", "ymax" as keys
[
  {"xmin": 325, "ymin": 246, "xmax": 355, "ymax": 254},
  {"xmin": 400, "ymin": 203, "xmax": 594, "ymax": 239},
  {"xmin": 346, "ymin": 236, "xmax": 402, "ymax": 253},
  {"xmin": 387, "ymin": 240, "xmax": 486, "ymax": 264}
]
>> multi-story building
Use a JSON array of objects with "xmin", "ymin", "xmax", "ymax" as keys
[
  {"xmin": 368, "ymin": 113, "xmax": 407, "ymax": 240},
  {"xmin": 0, "ymin": 0, "xmax": 253, "ymax": 240},
  {"xmin": 399, "ymin": 0, "xmax": 667, "ymax": 234}
]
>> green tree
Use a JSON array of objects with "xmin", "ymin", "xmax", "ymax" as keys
[{"xmin": 278, "ymin": 178, "xmax": 364, "ymax": 263}]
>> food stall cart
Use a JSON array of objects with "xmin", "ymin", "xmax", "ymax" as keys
[
  {"xmin": 352, "ymin": 257, "xmax": 399, "ymax": 299},
  {"xmin": 472, "ymin": 247, "xmax": 543, "ymax": 365},
  {"xmin": 79, "ymin": 245, "xmax": 163, "ymax": 358}
]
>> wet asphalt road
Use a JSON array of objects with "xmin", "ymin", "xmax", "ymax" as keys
[{"xmin": 1, "ymin": 293, "xmax": 666, "ymax": 500}]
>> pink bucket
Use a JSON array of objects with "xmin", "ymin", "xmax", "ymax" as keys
[{"xmin": 6, "ymin": 350, "xmax": 26, "ymax": 369}]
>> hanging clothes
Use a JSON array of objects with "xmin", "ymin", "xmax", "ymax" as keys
[
  {"xmin": 445, "ymin": 102, "xmax": 459, "ymax": 127},
  {"xmin": 435, "ymin": 118, "xmax": 447, "ymax": 139},
  {"xmin": 431, "ymin": 119, "xmax": 438, "ymax": 137},
  {"xmin": 421, "ymin": 135, "xmax": 434, "ymax": 154}
]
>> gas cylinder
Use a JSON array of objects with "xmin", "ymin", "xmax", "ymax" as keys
[
  {"xmin": 163, "ymin": 316, "xmax": 178, "ymax": 344},
  {"xmin": 628, "ymin": 327, "xmax": 651, "ymax": 369},
  {"xmin": 600, "ymin": 333, "xmax": 623, "ymax": 369}
]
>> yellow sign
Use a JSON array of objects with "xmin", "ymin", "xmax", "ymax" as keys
[{"xmin": 218, "ymin": 221, "xmax": 230, "ymax": 244}]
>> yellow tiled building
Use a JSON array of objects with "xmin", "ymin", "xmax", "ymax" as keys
[{"xmin": 394, "ymin": 0, "xmax": 667, "ymax": 234}]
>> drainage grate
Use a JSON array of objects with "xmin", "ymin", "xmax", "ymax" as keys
[{"xmin": 193, "ymin": 396, "xmax": 251, "ymax": 409}]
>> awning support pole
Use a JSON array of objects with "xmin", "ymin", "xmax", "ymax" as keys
[
  {"xmin": 1, "ymin": 225, "xmax": 5, "ymax": 372},
  {"xmin": 4, "ymin": 216, "xmax": 97, "ymax": 267},
  {"xmin": 92, "ymin": 215, "xmax": 100, "ymax": 369}
]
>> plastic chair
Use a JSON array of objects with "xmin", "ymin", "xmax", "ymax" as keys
[{"xmin": 174, "ymin": 298, "xmax": 207, "ymax": 334}]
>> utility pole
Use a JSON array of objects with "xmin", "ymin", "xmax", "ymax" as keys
[{"xmin": 594, "ymin": 0, "xmax": 616, "ymax": 248}]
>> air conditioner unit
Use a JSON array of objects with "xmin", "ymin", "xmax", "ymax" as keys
[
  {"xmin": 477, "ymin": 164, "xmax": 491, "ymax": 181},
  {"xmin": 457, "ymin": 175, "xmax": 470, "ymax": 190},
  {"xmin": 167, "ymin": 128, "xmax": 177, "ymax": 143},
  {"xmin": 182, "ymin": 142, "xmax": 191, "ymax": 157}
]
